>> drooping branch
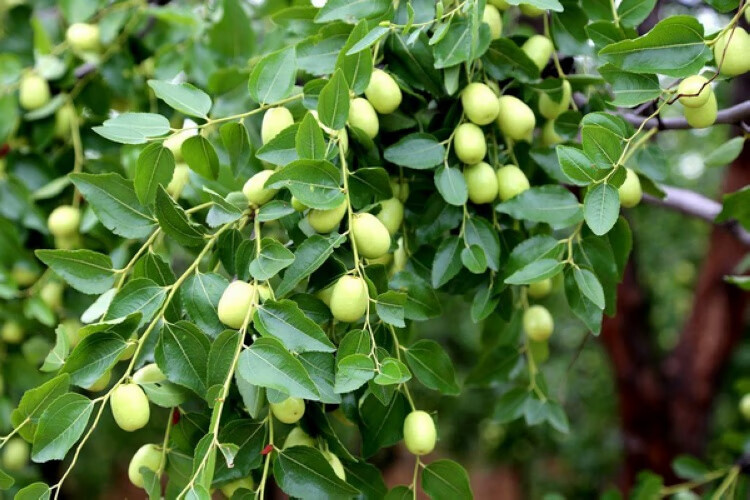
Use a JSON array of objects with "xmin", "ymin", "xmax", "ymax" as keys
[{"xmin": 622, "ymin": 100, "xmax": 750, "ymax": 130}]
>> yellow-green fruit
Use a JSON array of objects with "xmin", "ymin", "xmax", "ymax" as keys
[
  {"xmin": 54, "ymin": 103, "xmax": 77, "ymax": 138},
  {"xmin": 128, "ymin": 444, "xmax": 162, "ymax": 488},
  {"xmin": 541, "ymin": 120, "xmax": 562, "ymax": 146},
  {"xmin": 66, "ymin": 23, "xmax": 101, "ymax": 52},
  {"xmin": 19, "ymin": 73, "xmax": 51, "ymax": 111},
  {"xmin": 323, "ymin": 450, "xmax": 346, "ymax": 480},
  {"xmin": 677, "ymin": 75, "xmax": 712, "ymax": 108},
  {"xmin": 308, "ymin": 200, "xmax": 347, "ymax": 233},
  {"xmin": 482, "ymin": 4, "xmax": 503, "ymax": 40},
  {"xmin": 528, "ymin": 278, "xmax": 552, "ymax": 299},
  {"xmin": 2, "ymin": 438, "xmax": 29, "ymax": 471},
  {"xmin": 87, "ymin": 370, "xmax": 111, "ymax": 392},
  {"xmin": 739, "ymin": 394, "xmax": 750, "ymax": 421},
  {"xmin": 54, "ymin": 234, "xmax": 82, "ymax": 250},
  {"xmin": 392, "ymin": 238, "xmax": 407, "ymax": 276},
  {"xmin": 368, "ymin": 253, "xmax": 392, "ymax": 266},
  {"xmin": 167, "ymin": 163, "xmax": 190, "ymax": 198},
  {"xmin": 243, "ymin": 170, "xmax": 278, "ymax": 207},
  {"xmin": 496, "ymin": 165, "xmax": 530, "ymax": 201},
  {"xmin": 489, "ymin": 0, "xmax": 510, "ymax": 9},
  {"xmin": 461, "ymin": 83, "xmax": 500, "ymax": 125},
  {"xmin": 403, "ymin": 410, "xmax": 436, "ymax": 456},
  {"xmin": 365, "ymin": 69, "xmax": 402, "ymax": 114},
  {"xmin": 40, "ymin": 281, "xmax": 64, "ymax": 310},
  {"xmin": 2, "ymin": 321, "xmax": 24, "ymax": 344},
  {"xmin": 218, "ymin": 280, "xmax": 259, "ymax": 329},
  {"xmin": 390, "ymin": 178, "xmax": 409, "ymax": 202},
  {"xmin": 330, "ymin": 275, "xmax": 368, "ymax": 323},
  {"xmin": 315, "ymin": 284, "xmax": 335, "ymax": 307},
  {"xmin": 220, "ymin": 477, "xmax": 255, "ymax": 498},
  {"xmin": 376, "ymin": 198, "xmax": 404, "ymax": 235},
  {"xmin": 351, "ymin": 213, "xmax": 391, "ymax": 259},
  {"xmin": 291, "ymin": 196, "xmax": 307, "ymax": 212},
  {"xmin": 453, "ymin": 123, "xmax": 486, "ymax": 164},
  {"xmin": 520, "ymin": 3, "xmax": 545, "ymax": 16},
  {"xmin": 111, "ymin": 383, "xmax": 150, "ymax": 432},
  {"xmin": 464, "ymin": 162, "xmax": 499, "ymax": 204},
  {"xmin": 497, "ymin": 96, "xmax": 536, "ymax": 141},
  {"xmin": 133, "ymin": 363, "xmax": 167, "ymax": 384},
  {"xmin": 348, "ymin": 98, "xmax": 379, "ymax": 138},
  {"xmin": 11, "ymin": 263, "xmax": 39, "ymax": 287},
  {"xmin": 119, "ymin": 336, "xmax": 137, "ymax": 361},
  {"xmin": 539, "ymin": 80, "xmax": 571, "ymax": 120},
  {"xmin": 618, "ymin": 168, "xmax": 642, "ymax": 208},
  {"xmin": 283, "ymin": 427, "xmax": 316, "ymax": 448},
  {"xmin": 713, "ymin": 27, "xmax": 750, "ymax": 77},
  {"xmin": 262, "ymin": 107, "xmax": 294, "ymax": 144},
  {"xmin": 48, "ymin": 205, "xmax": 81, "ymax": 237},
  {"xmin": 523, "ymin": 305, "xmax": 554, "ymax": 342},
  {"xmin": 270, "ymin": 397, "xmax": 305, "ymax": 424},
  {"xmin": 522, "ymin": 35, "xmax": 554, "ymax": 70},
  {"xmin": 684, "ymin": 92, "xmax": 717, "ymax": 129}
]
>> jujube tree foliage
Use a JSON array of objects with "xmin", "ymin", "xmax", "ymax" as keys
[{"xmin": 0, "ymin": 0, "xmax": 749, "ymax": 498}]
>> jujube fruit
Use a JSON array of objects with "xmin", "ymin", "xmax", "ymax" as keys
[
  {"xmin": 348, "ymin": 98, "xmax": 379, "ymax": 139},
  {"xmin": 54, "ymin": 103, "xmax": 77, "ymax": 138},
  {"xmin": 528, "ymin": 278, "xmax": 552, "ymax": 299},
  {"xmin": 461, "ymin": 83, "xmax": 499, "ymax": 125},
  {"xmin": 522, "ymin": 35, "xmax": 554, "ymax": 70},
  {"xmin": 66, "ymin": 23, "xmax": 101, "ymax": 52},
  {"xmin": 403, "ymin": 410, "xmax": 436, "ymax": 456},
  {"xmin": 270, "ymin": 397, "xmax": 305, "ymax": 424},
  {"xmin": 392, "ymin": 238, "xmax": 407, "ymax": 276},
  {"xmin": 167, "ymin": 163, "xmax": 190, "ymax": 198},
  {"xmin": 496, "ymin": 95, "xmax": 536, "ymax": 141},
  {"xmin": 520, "ymin": 4, "xmax": 545, "ymax": 17},
  {"xmin": 111, "ymin": 383, "xmax": 151, "ymax": 432},
  {"xmin": 19, "ymin": 73, "xmax": 51, "ymax": 111},
  {"xmin": 677, "ymin": 75, "xmax": 712, "ymax": 108},
  {"xmin": 496, "ymin": 165, "xmax": 530, "ymax": 201},
  {"xmin": 261, "ymin": 107, "xmax": 294, "ymax": 144},
  {"xmin": 453, "ymin": 123, "xmax": 487, "ymax": 164},
  {"xmin": 329, "ymin": 275, "xmax": 368, "ymax": 323},
  {"xmin": 283, "ymin": 427, "xmax": 316, "ymax": 448},
  {"xmin": 618, "ymin": 168, "xmax": 643, "ymax": 208},
  {"xmin": 323, "ymin": 450, "xmax": 346, "ymax": 480},
  {"xmin": 712, "ymin": 27, "xmax": 750, "ymax": 77},
  {"xmin": 40, "ymin": 281, "xmax": 64, "ymax": 311},
  {"xmin": 523, "ymin": 305, "xmax": 554, "ymax": 342},
  {"xmin": 376, "ymin": 198, "xmax": 404, "ymax": 235},
  {"xmin": 351, "ymin": 212, "xmax": 391, "ymax": 259},
  {"xmin": 128, "ymin": 443, "xmax": 162, "ymax": 488},
  {"xmin": 739, "ymin": 394, "xmax": 750, "ymax": 421},
  {"xmin": 217, "ymin": 280, "xmax": 260, "ymax": 329},
  {"xmin": 308, "ymin": 199, "xmax": 347, "ymax": 233},
  {"xmin": 483, "ymin": 5, "xmax": 503, "ymax": 40},
  {"xmin": 2, "ymin": 438, "xmax": 30, "ymax": 471},
  {"xmin": 11, "ymin": 263, "xmax": 39, "ymax": 287},
  {"xmin": 464, "ymin": 162, "xmax": 499, "ymax": 204},
  {"xmin": 47, "ymin": 205, "xmax": 81, "ymax": 237},
  {"xmin": 291, "ymin": 196, "xmax": 307, "ymax": 212},
  {"xmin": 133, "ymin": 363, "xmax": 167, "ymax": 384},
  {"xmin": 541, "ymin": 120, "xmax": 562, "ymax": 146},
  {"xmin": 489, "ymin": 0, "xmax": 510, "ymax": 9},
  {"xmin": 163, "ymin": 127, "xmax": 196, "ymax": 162},
  {"xmin": 243, "ymin": 169, "xmax": 278, "ymax": 207},
  {"xmin": 365, "ymin": 69, "xmax": 402, "ymax": 114},
  {"xmin": 538, "ymin": 79, "xmax": 571, "ymax": 120},
  {"xmin": 683, "ymin": 92, "xmax": 717, "ymax": 129},
  {"xmin": 87, "ymin": 370, "xmax": 111, "ymax": 392},
  {"xmin": 220, "ymin": 477, "xmax": 255, "ymax": 498},
  {"xmin": 1, "ymin": 321, "xmax": 24, "ymax": 344}
]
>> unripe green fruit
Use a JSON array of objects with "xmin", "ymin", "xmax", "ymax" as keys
[
  {"xmin": 489, "ymin": 0, "xmax": 510, "ymax": 9},
  {"xmin": 482, "ymin": 5, "xmax": 503, "ymax": 40},
  {"xmin": 523, "ymin": 305, "xmax": 554, "ymax": 342},
  {"xmin": 464, "ymin": 162, "xmax": 499, "ymax": 204},
  {"xmin": 453, "ymin": 123, "xmax": 486, "ymax": 164},
  {"xmin": 119, "ymin": 336, "xmax": 137, "ymax": 361},
  {"xmin": 392, "ymin": 238, "xmax": 407, "ymax": 276},
  {"xmin": 243, "ymin": 170, "xmax": 278, "ymax": 207},
  {"xmin": 220, "ymin": 477, "xmax": 255, "ymax": 498},
  {"xmin": 315, "ymin": 284, "xmax": 335, "ymax": 307},
  {"xmin": 54, "ymin": 234, "xmax": 82, "ymax": 250},
  {"xmin": 111, "ymin": 383, "xmax": 150, "ymax": 431},
  {"xmin": 739, "ymin": 394, "xmax": 750, "ymax": 421},
  {"xmin": 365, "ymin": 69, "xmax": 402, "ymax": 114},
  {"xmin": 19, "ymin": 73, "xmax": 51, "ymax": 111},
  {"xmin": 167, "ymin": 163, "xmax": 190, "ymax": 199},
  {"xmin": 522, "ymin": 35, "xmax": 554, "ymax": 70},
  {"xmin": 271, "ymin": 397, "xmax": 305, "ymax": 424},
  {"xmin": 48, "ymin": 205, "xmax": 81, "ymax": 237},
  {"xmin": 291, "ymin": 196, "xmax": 307, "ymax": 212},
  {"xmin": 163, "ymin": 128, "xmax": 196, "ymax": 162},
  {"xmin": 218, "ymin": 280, "xmax": 259, "ymax": 329},
  {"xmin": 683, "ymin": 91, "xmax": 717, "ymax": 129},
  {"xmin": 323, "ymin": 450, "xmax": 346, "ymax": 480},
  {"xmin": 128, "ymin": 444, "xmax": 162, "ymax": 488},
  {"xmin": 618, "ymin": 168, "xmax": 643, "ymax": 208},
  {"xmin": 520, "ymin": 3, "xmax": 545, "ymax": 16},
  {"xmin": 541, "ymin": 120, "xmax": 562, "ymax": 146},
  {"xmin": 496, "ymin": 165, "xmax": 530, "ymax": 201},
  {"xmin": 2, "ymin": 438, "xmax": 29, "ymax": 471},
  {"xmin": 713, "ymin": 27, "xmax": 750, "ymax": 77},
  {"xmin": 66, "ymin": 23, "xmax": 101, "ymax": 52},
  {"xmin": 262, "ymin": 107, "xmax": 294, "ymax": 144},
  {"xmin": 528, "ymin": 278, "xmax": 552, "ymax": 299},
  {"xmin": 87, "ymin": 370, "xmax": 111, "ymax": 392},
  {"xmin": 351, "ymin": 212, "xmax": 391, "ymax": 259},
  {"xmin": 403, "ymin": 410, "xmax": 436, "ymax": 456},
  {"xmin": 2, "ymin": 321, "xmax": 24, "ymax": 344},
  {"xmin": 367, "ymin": 253, "xmax": 393, "ymax": 267},
  {"xmin": 348, "ymin": 97, "xmax": 379, "ymax": 138},
  {"xmin": 677, "ymin": 75, "xmax": 711, "ymax": 108},
  {"xmin": 283, "ymin": 427, "xmax": 316, "ymax": 448},
  {"xmin": 376, "ymin": 198, "xmax": 404, "ymax": 235},
  {"xmin": 390, "ymin": 178, "xmax": 409, "ymax": 202},
  {"xmin": 11, "ymin": 263, "xmax": 39, "ymax": 287},
  {"xmin": 54, "ymin": 103, "xmax": 77, "ymax": 138},
  {"xmin": 330, "ymin": 275, "xmax": 368, "ymax": 323},
  {"xmin": 539, "ymin": 79, "xmax": 571, "ymax": 120},
  {"xmin": 308, "ymin": 200, "xmax": 347, "ymax": 233},
  {"xmin": 497, "ymin": 95, "xmax": 536, "ymax": 141},
  {"xmin": 133, "ymin": 363, "xmax": 167, "ymax": 384},
  {"xmin": 461, "ymin": 83, "xmax": 499, "ymax": 125},
  {"xmin": 40, "ymin": 281, "xmax": 64, "ymax": 311}
]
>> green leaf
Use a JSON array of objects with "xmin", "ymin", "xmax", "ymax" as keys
[
  {"xmin": 359, "ymin": 393, "xmax": 409, "ymax": 457},
  {"xmin": 256, "ymin": 124, "xmax": 300, "ymax": 166},
  {"xmin": 405, "ymin": 339, "xmax": 460, "ymax": 395},
  {"xmin": 342, "ymin": 461, "xmax": 388, "ymax": 500},
  {"xmin": 93, "ymin": 113, "xmax": 170, "ymax": 144},
  {"xmin": 296, "ymin": 113, "xmax": 326, "ymax": 160},
  {"xmin": 434, "ymin": 166, "xmax": 468, "ymax": 206},
  {"xmin": 14, "ymin": 482, "xmax": 50, "ymax": 500},
  {"xmin": 248, "ymin": 47, "xmax": 297, "ymax": 105},
  {"xmin": 335, "ymin": 20, "xmax": 374, "ymax": 94},
  {"xmin": 274, "ymin": 447, "xmax": 360, "ymax": 499},
  {"xmin": 148, "ymin": 80, "xmax": 212, "ymax": 118},
  {"xmin": 390, "ymin": 271, "xmax": 442, "ymax": 321},
  {"xmin": 10, "ymin": 374, "xmax": 70, "ymax": 442},
  {"xmin": 583, "ymin": 183, "xmax": 620, "ymax": 235},
  {"xmin": 434, "ymin": 19, "xmax": 491, "ymax": 69},
  {"xmin": 237, "ymin": 337, "xmax": 319, "ymax": 400},
  {"xmin": 182, "ymin": 273, "xmax": 227, "ymax": 337},
  {"xmin": 155, "ymin": 186, "xmax": 206, "ymax": 247},
  {"xmin": 277, "ymin": 234, "xmax": 346, "ymax": 296},
  {"xmin": 257, "ymin": 200, "xmax": 296, "ymax": 222},
  {"xmin": 135, "ymin": 143, "xmax": 176, "ymax": 206},
  {"xmin": 0, "ymin": 468, "xmax": 13, "ymax": 490},
  {"xmin": 373, "ymin": 358, "xmax": 411, "ymax": 385},
  {"xmin": 599, "ymin": 64, "xmax": 662, "ymax": 107},
  {"xmin": 220, "ymin": 122, "xmax": 255, "ymax": 177},
  {"xmin": 704, "ymin": 137, "xmax": 745, "ymax": 168},
  {"xmin": 249, "ymin": 239, "xmax": 295, "ymax": 281},
  {"xmin": 349, "ymin": 167, "xmax": 392, "ymax": 207},
  {"xmin": 496, "ymin": 185, "xmax": 583, "ymax": 229},
  {"xmin": 155, "ymin": 321, "xmax": 210, "ymax": 396},
  {"xmin": 556, "ymin": 145, "xmax": 608, "ymax": 186},
  {"xmin": 617, "ymin": 0, "xmax": 657, "ymax": 28},
  {"xmin": 483, "ymin": 38, "xmax": 541, "ymax": 82},
  {"xmin": 213, "ymin": 419, "xmax": 265, "ymax": 482},
  {"xmin": 317, "ymin": 69, "xmax": 350, "ymax": 131},
  {"xmin": 505, "ymin": 259, "xmax": 564, "ymax": 285},
  {"xmin": 254, "ymin": 299, "xmax": 335, "ymax": 353},
  {"xmin": 716, "ymin": 186, "xmax": 750, "ymax": 231},
  {"xmin": 266, "ymin": 159, "xmax": 344, "ymax": 210},
  {"xmin": 422, "ymin": 460, "xmax": 473, "ymax": 500},
  {"xmin": 564, "ymin": 268, "xmax": 603, "ymax": 335},
  {"xmin": 461, "ymin": 244, "xmax": 487, "ymax": 274},
  {"xmin": 32, "ymin": 393, "xmax": 94, "ymax": 462},
  {"xmin": 41, "ymin": 326, "xmax": 70, "ymax": 373},
  {"xmin": 503, "ymin": 236, "xmax": 564, "ymax": 281},
  {"xmin": 105, "ymin": 278, "xmax": 167, "ymax": 326},
  {"xmin": 384, "ymin": 133, "xmax": 445, "ymax": 169},
  {"xmin": 346, "ymin": 26, "xmax": 390, "ymax": 55},
  {"xmin": 335, "ymin": 354, "xmax": 375, "ymax": 393},
  {"xmin": 573, "ymin": 268, "xmax": 606, "ymax": 309},
  {"xmin": 315, "ymin": 0, "xmax": 390, "ymax": 23},
  {"xmin": 204, "ymin": 188, "xmax": 245, "ymax": 228},
  {"xmin": 35, "ymin": 249, "xmax": 115, "ymax": 295},
  {"xmin": 581, "ymin": 112, "xmax": 627, "ymax": 169},
  {"xmin": 208, "ymin": 0, "xmax": 254, "ymax": 61},
  {"xmin": 431, "ymin": 237, "xmax": 463, "ymax": 288},
  {"xmin": 505, "ymin": 0, "xmax": 563, "ymax": 10},
  {"xmin": 374, "ymin": 291, "xmax": 407, "ymax": 328},
  {"xmin": 181, "ymin": 135, "xmax": 220, "ymax": 180},
  {"xmin": 62, "ymin": 331, "xmax": 128, "ymax": 388}
]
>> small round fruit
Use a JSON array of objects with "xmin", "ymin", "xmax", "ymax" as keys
[
  {"xmin": 283, "ymin": 427, "xmax": 316, "ymax": 449},
  {"xmin": 54, "ymin": 103, "xmax": 77, "ymax": 138},
  {"xmin": 618, "ymin": 168, "xmax": 642, "ymax": 208},
  {"xmin": 483, "ymin": 4, "xmax": 503, "ymax": 40},
  {"xmin": 403, "ymin": 410, "xmax": 436, "ymax": 456},
  {"xmin": 461, "ymin": 83, "xmax": 499, "ymax": 125},
  {"xmin": 119, "ymin": 336, "xmax": 137, "ymax": 361},
  {"xmin": 243, "ymin": 170, "xmax": 278, "ymax": 207},
  {"xmin": 262, "ymin": 107, "xmax": 294, "ymax": 144},
  {"xmin": 220, "ymin": 477, "xmax": 255, "ymax": 498},
  {"xmin": 523, "ymin": 305, "xmax": 554, "ymax": 342},
  {"xmin": 2, "ymin": 438, "xmax": 29, "ymax": 471},
  {"xmin": 464, "ymin": 162, "xmax": 499, "ymax": 204},
  {"xmin": 19, "ymin": 73, "xmax": 51, "ymax": 111},
  {"xmin": 218, "ymin": 280, "xmax": 258, "ymax": 329},
  {"xmin": 541, "ymin": 119, "xmax": 562, "ymax": 146},
  {"xmin": 128, "ymin": 444, "xmax": 162, "ymax": 488},
  {"xmin": 684, "ymin": 92, "xmax": 717, "ymax": 129},
  {"xmin": 348, "ymin": 98, "xmax": 379, "ymax": 138},
  {"xmin": 713, "ymin": 27, "xmax": 750, "ymax": 77},
  {"xmin": 1, "ymin": 321, "xmax": 24, "ymax": 344},
  {"xmin": 489, "ymin": 0, "xmax": 510, "ymax": 9},
  {"xmin": 677, "ymin": 75, "xmax": 711, "ymax": 108},
  {"xmin": 40, "ymin": 281, "xmax": 64, "ymax": 311},
  {"xmin": 323, "ymin": 450, "xmax": 346, "ymax": 480},
  {"xmin": 47, "ymin": 205, "xmax": 81, "ymax": 237},
  {"xmin": 528, "ymin": 279, "xmax": 552, "ymax": 299},
  {"xmin": 87, "ymin": 370, "xmax": 111, "ymax": 392},
  {"xmin": 291, "ymin": 196, "xmax": 307, "ymax": 212},
  {"xmin": 308, "ymin": 200, "xmax": 347, "ymax": 233},
  {"xmin": 376, "ymin": 198, "xmax": 404, "ymax": 235},
  {"xmin": 315, "ymin": 284, "xmax": 335, "ymax": 307},
  {"xmin": 390, "ymin": 178, "xmax": 409, "ymax": 202},
  {"xmin": 496, "ymin": 165, "xmax": 530, "ymax": 201},
  {"xmin": 270, "ymin": 397, "xmax": 305, "ymax": 424},
  {"xmin": 330, "ymin": 275, "xmax": 368, "ymax": 323},
  {"xmin": 111, "ymin": 383, "xmax": 150, "ymax": 432},
  {"xmin": 522, "ymin": 35, "xmax": 554, "ymax": 70},
  {"xmin": 133, "ymin": 363, "xmax": 167, "ymax": 384},
  {"xmin": 167, "ymin": 163, "xmax": 190, "ymax": 198},
  {"xmin": 66, "ymin": 23, "xmax": 101, "ymax": 52},
  {"xmin": 11, "ymin": 263, "xmax": 39, "ymax": 287},
  {"xmin": 351, "ymin": 212, "xmax": 391, "ymax": 259},
  {"xmin": 364, "ymin": 69, "xmax": 402, "ymax": 114},
  {"xmin": 739, "ymin": 394, "xmax": 750, "ymax": 421},
  {"xmin": 539, "ymin": 79, "xmax": 571, "ymax": 120},
  {"xmin": 520, "ymin": 3, "xmax": 545, "ymax": 16},
  {"xmin": 453, "ymin": 123, "xmax": 487, "ymax": 164},
  {"xmin": 497, "ymin": 96, "xmax": 536, "ymax": 141}
]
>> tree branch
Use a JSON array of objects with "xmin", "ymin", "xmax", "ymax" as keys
[{"xmin": 622, "ymin": 100, "xmax": 750, "ymax": 130}]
